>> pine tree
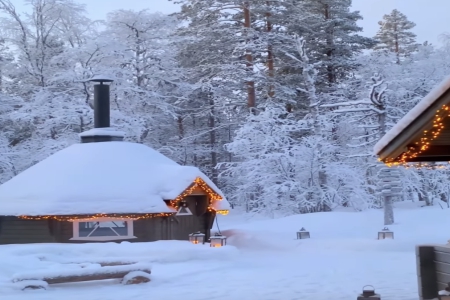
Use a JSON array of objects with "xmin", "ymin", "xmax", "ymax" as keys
[
  {"xmin": 285, "ymin": 0, "xmax": 374, "ymax": 87},
  {"xmin": 374, "ymin": 9, "xmax": 419, "ymax": 63}
]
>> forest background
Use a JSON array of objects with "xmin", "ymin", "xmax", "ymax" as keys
[{"xmin": 0, "ymin": 0, "xmax": 447, "ymax": 218}]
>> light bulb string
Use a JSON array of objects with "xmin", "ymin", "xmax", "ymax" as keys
[{"xmin": 381, "ymin": 104, "xmax": 450, "ymax": 167}]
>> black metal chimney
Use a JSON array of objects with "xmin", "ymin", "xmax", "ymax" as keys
[
  {"xmin": 79, "ymin": 75, "xmax": 124, "ymax": 143},
  {"xmin": 92, "ymin": 76, "xmax": 112, "ymax": 128}
]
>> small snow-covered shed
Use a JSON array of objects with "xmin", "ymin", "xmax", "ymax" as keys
[
  {"xmin": 0, "ymin": 77, "xmax": 230, "ymax": 244},
  {"xmin": 374, "ymin": 76, "xmax": 450, "ymax": 165}
]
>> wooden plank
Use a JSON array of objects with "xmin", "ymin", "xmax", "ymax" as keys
[
  {"xmin": 1, "ymin": 233, "xmax": 55, "ymax": 237},
  {"xmin": 416, "ymin": 245, "xmax": 438, "ymax": 300},
  {"xmin": 46, "ymin": 270, "xmax": 149, "ymax": 284},
  {"xmin": 434, "ymin": 261, "xmax": 450, "ymax": 274},
  {"xmin": 433, "ymin": 245, "xmax": 450, "ymax": 253},
  {"xmin": 0, "ymin": 237, "xmax": 55, "ymax": 244},
  {"xmin": 57, "ymin": 261, "xmax": 136, "ymax": 267},
  {"xmin": 99, "ymin": 262, "xmax": 135, "ymax": 267},
  {"xmin": 435, "ymin": 250, "xmax": 450, "ymax": 264},
  {"xmin": 13, "ymin": 264, "xmax": 152, "ymax": 285},
  {"xmin": 436, "ymin": 271, "xmax": 450, "ymax": 284}
]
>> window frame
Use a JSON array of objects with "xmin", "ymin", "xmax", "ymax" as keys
[{"xmin": 70, "ymin": 217, "xmax": 137, "ymax": 241}]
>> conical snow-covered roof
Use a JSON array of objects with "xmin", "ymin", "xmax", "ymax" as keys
[{"xmin": 0, "ymin": 141, "xmax": 230, "ymax": 216}]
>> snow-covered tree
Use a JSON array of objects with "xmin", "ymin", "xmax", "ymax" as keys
[
  {"xmin": 284, "ymin": 0, "xmax": 374, "ymax": 88},
  {"xmin": 223, "ymin": 34, "xmax": 373, "ymax": 214},
  {"xmin": 0, "ymin": 0, "xmax": 92, "ymax": 89},
  {"xmin": 100, "ymin": 10, "xmax": 188, "ymax": 145},
  {"xmin": 0, "ymin": 0, "xmax": 98, "ymax": 171},
  {"xmin": 374, "ymin": 9, "xmax": 419, "ymax": 63}
]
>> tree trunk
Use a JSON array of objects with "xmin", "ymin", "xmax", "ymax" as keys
[
  {"xmin": 192, "ymin": 118, "xmax": 198, "ymax": 166},
  {"xmin": 244, "ymin": 1, "xmax": 256, "ymax": 111},
  {"xmin": 379, "ymin": 109, "xmax": 386, "ymax": 137},
  {"xmin": 266, "ymin": 1, "xmax": 274, "ymax": 98},
  {"xmin": 394, "ymin": 22, "xmax": 400, "ymax": 64},
  {"xmin": 324, "ymin": 4, "xmax": 335, "ymax": 84},
  {"xmin": 208, "ymin": 93, "xmax": 218, "ymax": 185},
  {"xmin": 177, "ymin": 116, "xmax": 184, "ymax": 140}
]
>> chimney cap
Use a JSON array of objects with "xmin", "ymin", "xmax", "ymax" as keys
[{"xmin": 88, "ymin": 74, "xmax": 115, "ymax": 84}]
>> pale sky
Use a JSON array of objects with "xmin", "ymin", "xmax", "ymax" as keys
[{"xmin": 8, "ymin": 0, "xmax": 450, "ymax": 46}]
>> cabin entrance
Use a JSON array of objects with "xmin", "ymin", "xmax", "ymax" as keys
[{"xmin": 168, "ymin": 195, "xmax": 210, "ymax": 241}]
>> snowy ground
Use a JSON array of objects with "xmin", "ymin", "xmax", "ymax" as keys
[{"xmin": 0, "ymin": 201, "xmax": 448, "ymax": 300}]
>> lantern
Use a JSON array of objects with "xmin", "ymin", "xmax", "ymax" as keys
[
  {"xmin": 210, "ymin": 233, "xmax": 227, "ymax": 247},
  {"xmin": 378, "ymin": 227, "xmax": 394, "ymax": 240},
  {"xmin": 357, "ymin": 285, "xmax": 381, "ymax": 300},
  {"xmin": 296, "ymin": 227, "xmax": 310, "ymax": 239},
  {"xmin": 189, "ymin": 232, "xmax": 205, "ymax": 244}
]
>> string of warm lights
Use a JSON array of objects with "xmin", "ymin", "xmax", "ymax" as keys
[
  {"xmin": 19, "ymin": 177, "xmax": 229, "ymax": 221},
  {"xmin": 382, "ymin": 104, "xmax": 450, "ymax": 168},
  {"xmin": 169, "ymin": 177, "xmax": 229, "ymax": 215},
  {"xmin": 19, "ymin": 213, "xmax": 174, "ymax": 221},
  {"xmin": 402, "ymin": 162, "xmax": 448, "ymax": 170}
]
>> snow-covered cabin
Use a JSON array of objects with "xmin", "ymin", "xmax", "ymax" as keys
[
  {"xmin": 375, "ymin": 76, "xmax": 450, "ymax": 164},
  {"xmin": 0, "ymin": 77, "xmax": 230, "ymax": 244}
]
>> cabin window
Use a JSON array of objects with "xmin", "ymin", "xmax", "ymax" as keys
[{"xmin": 70, "ymin": 218, "xmax": 136, "ymax": 241}]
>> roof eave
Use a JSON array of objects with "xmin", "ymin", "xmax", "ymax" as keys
[{"xmin": 378, "ymin": 89, "xmax": 450, "ymax": 162}]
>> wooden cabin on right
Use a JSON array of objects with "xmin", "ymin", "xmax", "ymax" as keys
[
  {"xmin": 375, "ymin": 76, "xmax": 450, "ymax": 165},
  {"xmin": 375, "ymin": 76, "xmax": 450, "ymax": 300}
]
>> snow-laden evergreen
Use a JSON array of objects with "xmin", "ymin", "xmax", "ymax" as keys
[{"xmin": 374, "ymin": 9, "xmax": 419, "ymax": 63}]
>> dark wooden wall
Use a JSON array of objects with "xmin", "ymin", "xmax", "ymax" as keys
[
  {"xmin": 0, "ymin": 217, "xmax": 55, "ymax": 244},
  {"xmin": 0, "ymin": 196, "xmax": 217, "ymax": 244},
  {"xmin": 416, "ymin": 244, "xmax": 450, "ymax": 300}
]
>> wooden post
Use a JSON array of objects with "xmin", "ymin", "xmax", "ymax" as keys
[{"xmin": 378, "ymin": 166, "xmax": 401, "ymax": 225}]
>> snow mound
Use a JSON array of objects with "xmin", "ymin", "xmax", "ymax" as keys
[
  {"xmin": 221, "ymin": 229, "xmax": 290, "ymax": 251},
  {"xmin": 121, "ymin": 271, "xmax": 151, "ymax": 285},
  {"xmin": 13, "ymin": 280, "xmax": 48, "ymax": 291}
]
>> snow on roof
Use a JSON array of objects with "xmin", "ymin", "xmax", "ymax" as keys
[
  {"xmin": 374, "ymin": 75, "xmax": 450, "ymax": 155},
  {"xmin": 79, "ymin": 127, "xmax": 125, "ymax": 138},
  {"xmin": 89, "ymin": 74, "xmax": 115, "ymax": 82},
  {"xmin": 0, "ymin": 141, "xmax": 230, "ymax": 216}
]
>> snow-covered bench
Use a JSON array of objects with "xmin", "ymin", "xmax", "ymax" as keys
[
  {"xmin": 416, "ymin": 245, "xmax": 450, "ymax": 300},
  {"xmin": 12, "ymin": 262, "xmax": 152, "ymax": 290}
]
